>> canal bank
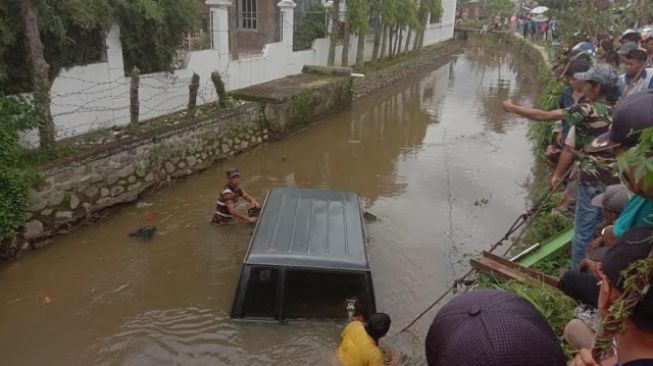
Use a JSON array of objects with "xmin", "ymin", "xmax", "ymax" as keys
[
  {"xmin": 8, "ymin": 40, "xmax": 463, "ymax": 259},
  {"xmin": 0, "ymin": 38, "xmax": 547, "ymax": 365}
]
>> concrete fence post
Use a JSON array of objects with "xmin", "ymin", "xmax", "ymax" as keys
[
  {"xmin": 277, "ymin": 0, "xmax": 297, "ymax": 49},
  {"xmin": 206, "ymin": 0, "xmax": 231, "ymax": 65}
]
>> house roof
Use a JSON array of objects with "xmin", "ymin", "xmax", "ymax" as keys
[{"xmin": 244, "ymin": 188, "xmax": 370, "ymax": 271}]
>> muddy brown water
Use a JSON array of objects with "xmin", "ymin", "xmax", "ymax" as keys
[{"xmin": 0, "ymin": 46, "xmax": 541, "ymax": 366}]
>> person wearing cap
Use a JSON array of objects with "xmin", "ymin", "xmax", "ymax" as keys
[
  {"xmin": 212, "ymin": 169, "xmax": 260, "ymax": 224},
  {"xmin": 337, "ymin": 312, "xmax": 403, "ymax": 366},
  {"xmin": 587, "ymin": 91, "xmax": 653, "ymax": 245},
  {"xmin": 558, "ymin": 184, "xmax": 630, "ymax": 307},
  {"xmin": 620, "ymin": 29, "xmax": 643, "ymax": 47},
  {"xmin": 617, "ymin": 44, "xmax": 653, "ymax": 99},
  {"xmin": 502, "ymin": 63, "xmax": 621, "ymax": 270},
  {"xmin": 424, "ymin": 289, "xmax": 567, "ymax": 366},
  {"xmin": 571, "ymin": 226, "xmax": 653, "ymax": 366}
]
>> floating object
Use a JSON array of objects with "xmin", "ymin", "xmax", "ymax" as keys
[
  {"xmin": 129, "ymin": 226, "xmax": 157, "ymax": 240},
  {"xmin": 43, "ymin": 296, "xmax": 53, "ymax": 304},
  {"xmin": 363, "ymin": 211, "xmax": 378, "ymax": 221},
  {"xmin": 348, "ymin": 140, "xmax": 361, "ymax": 144},
  {"xmin": 136, "ymin": 202, "xmax": 153, "ymax": 208},
  {"xmin": 146, "ymin": 213, "xmax": 157, "ymax": 222}
]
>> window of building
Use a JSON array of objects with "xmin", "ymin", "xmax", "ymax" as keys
[
  {"xmin": 242, "ymin": 267, "xmax": 278, "ymax": 317},
  {"xmin": 238, "ymin": 0, "xmax": 258, "ymax": 30},
  {"xmin": 284, "ymin": 270, "xmax": 369, "ymax": 319},
  {"xmin": 430, "ymin": 12, "xmax": 441, "ymax": 24}
]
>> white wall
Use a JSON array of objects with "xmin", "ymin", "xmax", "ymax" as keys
[{"xmin": 21, "ymin": 0, "xmax": 456, "ymax": 146}]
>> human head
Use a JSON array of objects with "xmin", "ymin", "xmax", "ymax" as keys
[
  {"xmin": 565, "ymin": 57, "xmax": 591, "ymax": 91},
  {"xmin": 623, "ymin": 48, "xmax": 648, "ymax": 78},
  {"xmin": 597, "ymin": 39, "xmax": 614, "ymax": 60},
  {"xmin": 226, "ymin": 168, "xmax": 241, "ymax": 185},
  {"xmin": 365, "ymin": 313, "xmax": 391, "ymax": 342},
  {"xmin": 598, "ymin": 227, "xmax": 653, "ymax": 333},
  {"xmin": 574, "ymin": 63, "xmax": 620, "ymax": 103},
  {"xmin": 425, "ymin": 290, "xmax": 566, "ymax": 366},
  {"xmin": 590, "ymin": 184, "xmax": 630, "ymax": 224},
  {"xmin": 621, "ymin": 29, "xmax": 642, "ymax": 46},
  {"xmin": 588, "ymin": 90, "xmax": 653, "ymax": 158}
]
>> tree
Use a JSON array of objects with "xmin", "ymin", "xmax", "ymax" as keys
[
  {"xmin": 344, "ymin": 0, "xmax": 369, "ymax": 67},
  {"xmin": 414, "ymin": 0, "xmax": 442, "ymax": 51},
  {"xmin": 20, "ymin": 0, "xmax": 54, "ymax": 148},
  {"xmin": 114, "ymin": 0, "xmax": 199, "ymax": 74},
  {"xmin": 327, "ymin": 0, "xmax": 341, "ymax": 66}
]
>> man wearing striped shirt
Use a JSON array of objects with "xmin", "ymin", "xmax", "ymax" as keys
[{"xmin": 212, "ymin": 169, "xmax": 260, "ymax": 224}]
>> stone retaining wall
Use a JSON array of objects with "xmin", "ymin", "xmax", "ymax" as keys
[
  {"xmin": 23, "ymin": 102, "xmax": 267, "ymax": 244},
  {"xmin": 353, "ymin": 40, "xmax": 462, "ymax": 100}
]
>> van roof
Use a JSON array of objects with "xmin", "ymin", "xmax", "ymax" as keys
[{"xmin": 244, "ymin": 188, "xmax": 369, "ymax": 271}]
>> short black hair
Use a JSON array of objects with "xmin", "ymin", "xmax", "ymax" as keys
[
  {"xmin": 625, "ymin": 49, "xmax": 648, "ymax": 62},
  {"xmin": 365, "ymin": 313, "xmax": 391, "ymax": 342},
  {"xmin": 565, "ymin": 57, "xmax": 591, "ymax": 77}
]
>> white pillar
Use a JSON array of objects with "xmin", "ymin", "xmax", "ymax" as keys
[
  {"xmin": 206, "ymin": 0, "xmax": 231, "ymax": 63},
  {"xmin": 277, "ymin": 0, "xmax": 297, "ymax": 48}
]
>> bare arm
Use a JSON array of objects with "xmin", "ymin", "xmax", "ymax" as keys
[
  {"xmin": 502, "ymin": 100, "xmax": 565, "ymax": 121},
  {"xmin": 241, "ymin": 191, "xmax": 260, "ymax": 208},
  {"xmin": 227, "ymin": 201, "xmax": 253, "ymax": 222},
  {"xmin": 551, "ymin": 146, "xmax": 575, "ymax": 187}
]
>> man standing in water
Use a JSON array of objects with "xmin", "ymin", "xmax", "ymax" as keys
[
  {"xmin": 502, "ymin": 64, "xmax": 621, "ymax": 270},
  {"xmin": 337, "ymin": 312, "xmax": 403, "ymax": 366},
  {"xmin": 212, "ymin": 169, "xmax": 260, "ymax": 224}
]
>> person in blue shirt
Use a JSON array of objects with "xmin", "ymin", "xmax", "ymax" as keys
[{"xmin": 617, "ymin": 45, "xmax": 653, "ymax": 99}]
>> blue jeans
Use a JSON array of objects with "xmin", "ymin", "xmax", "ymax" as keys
[{"xmin": 571, "ymin": 183, "xmax": 605, "ymax": 270}]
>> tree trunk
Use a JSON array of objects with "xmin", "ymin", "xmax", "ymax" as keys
[
  {"xmin": 394, "ymin": 25, "xmax": 402, "ymax": 56},
  {"xmin": 355, "ymin": 30, "xmax": 366, "ymax": 67},
  {"xmin": 388, "ymin": 27, "xmax": 394, "ymax": 56},
  {"xmin": 372, "ymin": 18, "xmax": 381, "ymax": 60},
  {"xmin": 404, "ymin": 28, "xmax": 412, "ymax": 53},
  {"xmin": 413, "ymin": 30, "xmax": 422, "ymax": 51},
  {"xmin": 187, "ymin": 72, "xmax": 200, "ymax": 117},
  {"xmin": 129, "ymin": 67, "xmax": 140, "ymax": 127},
  {"xmin": 341, "ymin": 12, "xmax": 351, "ymax": 66},
  {"xmin": 327, "ymin": 0, "xmax": 340, "ymax": 66},
  {"xmin": 20, "ymin": 0, "xmax": 55, "ymax": 149},
  {"xmin": 380, "ymin": 25, "xmax": 388, "ymax": 58}
]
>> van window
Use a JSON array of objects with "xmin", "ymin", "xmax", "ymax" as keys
[
  {"xmin": 284, "ymin": 271, "xmax": 368, "ymax": 319},
  {"xmin": 243, "ymin": 267, "xmax": 278, "ymax": 317}
]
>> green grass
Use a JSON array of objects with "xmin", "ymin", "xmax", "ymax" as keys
[{"xmin": 353, "ymin": 40, "xmax": 453, "ymax": 74}]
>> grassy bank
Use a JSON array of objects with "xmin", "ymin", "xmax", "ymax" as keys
[{"xmin": 473, "ymin": 32, "xmax": 577, "ymax": 357}]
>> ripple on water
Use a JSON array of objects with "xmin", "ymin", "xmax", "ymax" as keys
[{"xmin": 87, "ymin": 307, "xmax": 342, "ymax": 366}]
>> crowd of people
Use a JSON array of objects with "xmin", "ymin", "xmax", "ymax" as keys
[{"xmin": 335, "ymin": 25, "xmax": 653, "ymax": 366}]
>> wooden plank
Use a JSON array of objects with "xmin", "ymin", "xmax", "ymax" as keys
[{"xmin": 471, "ymin": 251, "xmax": 560, "ymax": 290}]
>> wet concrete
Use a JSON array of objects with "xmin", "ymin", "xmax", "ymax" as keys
[{"xmin": 0, "ymin": 45, "xmax": 540, "ymax": 365}]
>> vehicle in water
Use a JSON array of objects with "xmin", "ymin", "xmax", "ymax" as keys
[{"xmin": 231, "ymin": 187, "xmax": 376, "ymax": 321}]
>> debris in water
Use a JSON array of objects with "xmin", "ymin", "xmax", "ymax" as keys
[
  {"xmin": 137, "ymin": 202, "xmax": 153, "ymax": 208},
  {"xmin": 146, "ymin": 212, "xmax": 158, "ymax": 222},
  {"xmin": 363, "ymin": 211, "xmax": 378, "ymax": 221},
  {"xmin": 349, "ymin": 140, "xmax": 361, "ymax": 144},
  {"xmin": 129, "ymin": 226, "xmax": 157, "ymax": 240},
  {"xmin": 43, "ymin": 296, "xmax": 53, "ymax": 304}
]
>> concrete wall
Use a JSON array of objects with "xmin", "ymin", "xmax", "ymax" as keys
[{"xmin": 20, "ymin": 0, "xmax": 456, "ymax": 146}]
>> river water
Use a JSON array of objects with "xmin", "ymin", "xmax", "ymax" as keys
[{"xmin": 0, "ymin": 45, "xmax": 541, "ymax": 365}]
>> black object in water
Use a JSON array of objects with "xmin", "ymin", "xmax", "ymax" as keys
[
  {"xmin": 129, "ymin": 226, "xmax": 157, "ymax": 240},
  {"xmin": 248, "ymin": 207, "xmax": 261, "ymax": 217}
]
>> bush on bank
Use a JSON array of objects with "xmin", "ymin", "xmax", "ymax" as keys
[{"xmin": 0, "ymin": 94, "xmax": 39, "ymax": 256}]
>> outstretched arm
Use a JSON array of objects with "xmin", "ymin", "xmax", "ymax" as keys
[{"xmin": 502, "ymin": 100, "xmax": 564, "ymax": 121}]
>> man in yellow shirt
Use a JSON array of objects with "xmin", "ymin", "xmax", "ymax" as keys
[{"xmin": 337, "ymin": 313, "xmax": 402, "ymax": 366}]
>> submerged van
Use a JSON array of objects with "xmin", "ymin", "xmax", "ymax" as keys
[{"xmin": 231, "ymin": 187, "xmax": 376, "ymax": 321}]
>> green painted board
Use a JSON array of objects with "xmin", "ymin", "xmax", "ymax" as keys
[{"xmin": 517, "ymin": 228, "xmax": 574, "ymax": 268}]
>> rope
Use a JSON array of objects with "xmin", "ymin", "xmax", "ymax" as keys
[{"xmin": 397, "ymin": 168, "xmax": 572, "ymax": 334}]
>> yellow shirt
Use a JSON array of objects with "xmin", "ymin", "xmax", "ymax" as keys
[{"xmin": 337, "ymin": 321, "xmax": 384, "ymax": 366}]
